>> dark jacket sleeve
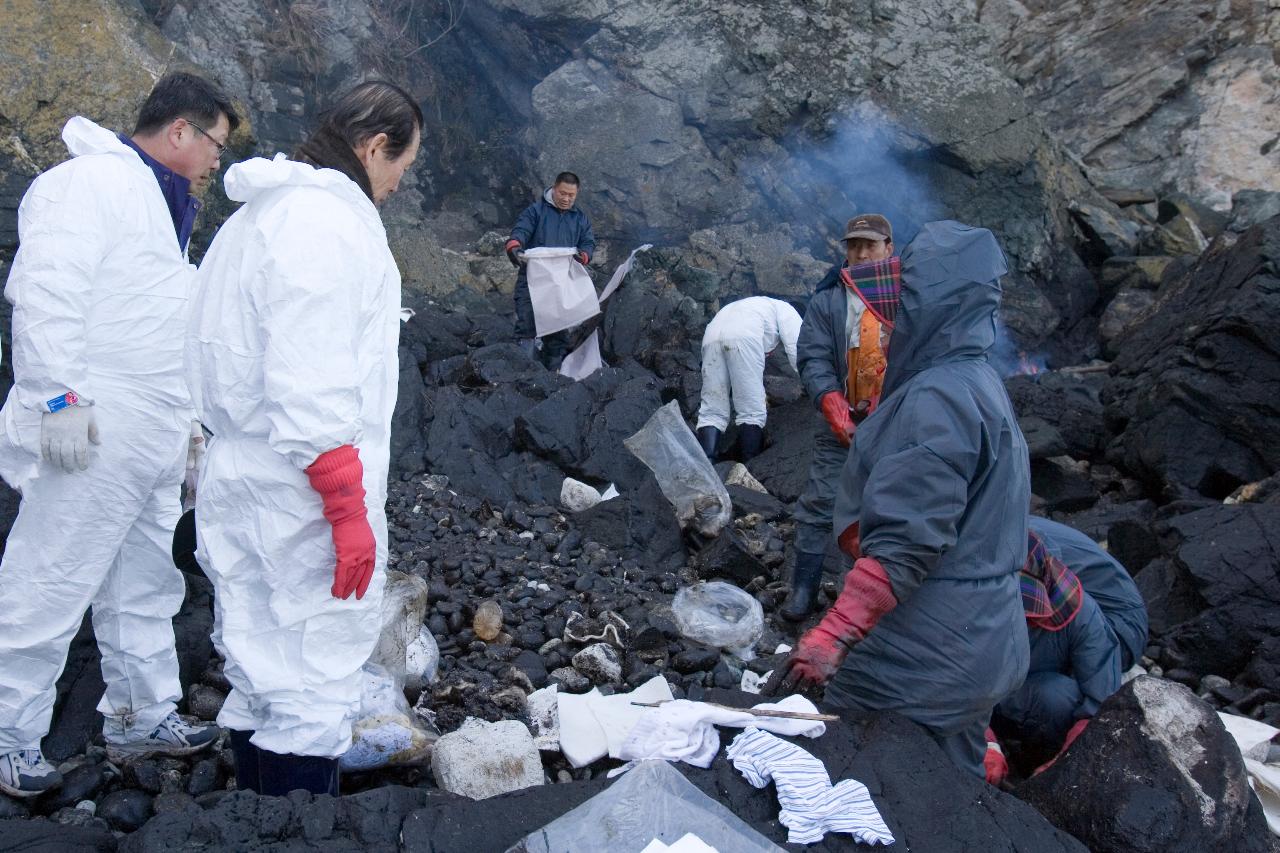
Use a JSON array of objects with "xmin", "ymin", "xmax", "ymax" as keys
[
  {"xmin": 855, "ymin": 382, "xmax": 984, "ymax": 602},
  {"xmin": 1064, "ymin": 593, "xmax": 1124, "ymax": 719},
  {"xmin": 797, "ymin": 284, "xmax": 842, "ymax": 408},
  {"xmin": 510, "ymin": 203, "xmax": 540, "ymax": 247},
  {"xmin": 576, "ymin": 214, "xmax": 595, "ymax": 260}
]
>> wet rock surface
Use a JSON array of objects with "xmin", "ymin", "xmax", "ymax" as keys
[{"xmin": 1104, "ymin": 218, "xmax": 1280, "ymax": 501}]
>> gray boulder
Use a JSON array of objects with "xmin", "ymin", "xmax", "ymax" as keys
[
  {"xmin": 431, "ymin": 718, "xmax": 544, "ymax": 801},
  {"xmin": 1018, "ymin": 676, "xmax": 1275, "ymax": 853}
]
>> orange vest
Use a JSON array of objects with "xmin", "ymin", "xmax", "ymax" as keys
[{"xmin": 846, "ymin": 310, "xmax": 886, "ymax": 420}]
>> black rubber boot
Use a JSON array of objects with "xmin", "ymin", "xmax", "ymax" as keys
[
  {"xmin": 229, "ymin": 730, "xmax": 262, "ymax": 793},
  {"xmin": 696, "ymin": 426, "xmax": 722, "ymax": 460},
  {"xmin": 738, "ymin": 424, "xmax": 764, "ymax": 462},
  {"xmin": 256, "ymin": 749, "xmax": 340, "ymax": 797},
  {"xmin": 780, "ymin": 550, "xmax": 826, "ymax": 622}
]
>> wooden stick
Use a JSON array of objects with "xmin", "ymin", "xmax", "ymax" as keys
[
  {"xmin": 630, "ymin": 700, "xmax": 839, "ymax": 722},
  {"xmin": 1051, "ymin": 364, "xmax": 1111, "ymax": 375}
]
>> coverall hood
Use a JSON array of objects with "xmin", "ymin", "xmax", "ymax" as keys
[
  {"xmin": 883, "ymin": 221, "xmax": 1008, "ymax": 399},
  {"xmin": 62, "ymin": 115, "xmax": 136, "ymax": 159},
  {"xmin": 224, "ymin": 155, "xmax": 382, "ymax": 230},
  {"xmin": 542, "ymin": 186, "xmax": 579, "ymax": 210}
]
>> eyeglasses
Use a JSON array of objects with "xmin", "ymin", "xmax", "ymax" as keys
[{"xmin": 186, "ymin": 120, "xmax": 227, "ymax": 158}]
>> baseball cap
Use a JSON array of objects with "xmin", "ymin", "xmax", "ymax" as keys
[{"xmin": 842, "ymin": 213, "xmax": 893, "ymax": 243}]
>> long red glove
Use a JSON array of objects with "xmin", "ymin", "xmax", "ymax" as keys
[
  {"xmin": 575, "ymin": 250, "xmax": 590, "ymax": 266},
  {"xmin": 1032, "ymin": 717, "xmax": 1090, "ymax": 776},
  {"xmin": 764, "ymin": 557, "xmax": 898, "ymax": 695},
  {"xmin": 984, "ymin": 728, "xmax": 1009, "ymax": 786},
  {"xmin": 820, "ymin": 391, "xmax": 854, "ymax": 447},
  {"xmin": 306, "ymin": 445, "xmax": 376, "ymax": 600}
]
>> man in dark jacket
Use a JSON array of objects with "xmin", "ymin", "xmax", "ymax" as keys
[
  {"xmin": 781, "ymin": 213, "xmax": 894, "ymax": 621},
  {"xmin": 766, "ymin": 221, "xmax": 1032, "ymax": 780},
  {"xmin": 504, "ymin": 172, "xmax": 596, "ymax": 361},
  {"xmin": 1028, "ymin": 516, "xmax": 1148, "ymax": 671},
  {"xmin": 991, "ymin": 517, "xmax": 1146, "ymax": 759}
]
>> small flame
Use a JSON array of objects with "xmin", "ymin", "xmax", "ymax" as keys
[{"xmin": 1016, "ymin": 351, "xmax": 1046, "ymax": 376}]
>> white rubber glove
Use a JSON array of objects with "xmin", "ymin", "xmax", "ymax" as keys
[{"xmin": 40, "ymin": 406, "xmax": 101, "ymax": 472}]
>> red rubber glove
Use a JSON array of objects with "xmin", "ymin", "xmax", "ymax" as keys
[
  {"xmin": 505, "ymin": 238, "xmax": 523, "ymax": 268},
  {"xmin": 820, "ymin": 391, "xmax": 855, "ymax": 447},
  {"xmin": 306, "ymin": 445, "xmax": 376, "ymax": 600},
  {"xmin": 984, "ymin": 728, "xmax": 1009, "ymax": 786},
  {"xmin": 1032, "ymin": 718, "xmax": 1090, "ymax": 776},
  {"xmin": 575, "ymin": 250, "xmax": 590, "ymax": 266},
  {"xmin": 837, "ymin": 522, "xmax": 862, "ymax": 560},
  {"xmin": 764, "ymin": 557, "xmax": 898, "ymax": 695}
]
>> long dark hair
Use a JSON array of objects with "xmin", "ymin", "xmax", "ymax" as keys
[{"xmin": 295, "ymin": 81, "xmax": 423, "ymax": 200}]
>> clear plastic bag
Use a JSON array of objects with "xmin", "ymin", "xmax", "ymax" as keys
[
  {"xmin": 404, "ymin": 624, "xmax": 439, "ymax": 693},
  {"xmin": 624, "ymin": 401, "xmax": 731, "ymax": 537},
  {"xmin": 672, "ymin": 581, "xmax": 764, "ymax": 657},
  {"xmin": 342, "ymin": 571, "xmax": 437, "ymax": 771},
  {"xmin": 339, "ymin": 663, "xmax": 438, "ymax": 771},
  {"xmin": 369, "ymin": 571, "xmax": 429, "ymax": 679},
  {"xmin": 506, "ymin": 759, "xmax": 784, "ymax": 853}
]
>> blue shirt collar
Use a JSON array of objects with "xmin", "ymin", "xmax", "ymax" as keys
[{"xmin": 118, "ymin": 134, "xmax": 202, "ymax": 252}]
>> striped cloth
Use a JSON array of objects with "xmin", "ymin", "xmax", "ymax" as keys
[
  {"xmin": 1021, "ymin": 530, "xmax": 1084, "ymax": 631},
  {"xmin": 839, "ymin": 256, "xmax": 901, "ymax": 328},
  {"xmin": 726, "ymin": 729, "xmax": 894, "ymax": 846}
]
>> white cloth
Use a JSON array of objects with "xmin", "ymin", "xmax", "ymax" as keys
[
  {"xmin": 187, "ymin": 155, "xmax": 401, "ymax": 757},
  {"xmin": 696, "ymin": 297, "xmax": 801, "ymax": 431},
  {"xmin": 559, "ymin": 329, "xmax": 604, "ymax": 380},
  {"xmin": 726, "ymin": 729, "xmax": 894, "ymax": 846},
  {"xmin": 0, "ymin": 117, "xmax": 193, "ymax": 750},
  {"xmin": 557, "ymin": 676, "xmax": 674, "ymax": 768},
  {"xmin": 641, "ymin": 833, "xmax": 720, "ymax": 853},
  {"xmin": 618, "ymin": 695, "xmax": 826, "ymax": 769},
  {"xmin": 524, "ymin": 247, "xmax": 599, "ymax": 337}
]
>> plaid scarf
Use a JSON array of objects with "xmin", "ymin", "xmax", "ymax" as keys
[
  {"xmin": 840, "ymin": 256, "xmax": 901, "ymax": 328},
  {"xmin": 1021, "ymin": 531, "xmax": 1084, "ymax": 631}
]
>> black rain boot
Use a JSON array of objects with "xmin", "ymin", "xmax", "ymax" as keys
[
  {"xmin": 256, "ymin": 748, "xmax": 340, "ymax": 797},
  {"xmin": 780, "ymin": 550, "xmax": 826, "ymax": 622},
  {"xmin": 696, "ymin": 426, "xmax": 722, "ymax": 460},
  {"xmin": 738, "ymin": 424, "xmax": 764, "ymax": 462},
  {"xmin": 229, "ymin": 729, "xmax": 262, "ymax": 793}
]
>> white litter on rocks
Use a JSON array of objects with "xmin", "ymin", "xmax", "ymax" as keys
[
  {"xmin": 641, "ymin": 833, "xmax": 720, "ymax": 853},
  {"xmin": 560, "ymin": 477, "xmax": 619, "ymax": 512},
  {"xmin": 557, "ymin": 676, "xmax": 675, "ymax": 768},
  {"xmin": 723, "ymin": 463, "xmax": 768, "ymax": 494},
  {"xmin": 528, "ymin": 685, "xmax": 560, "ymax": 751},
  {"xmin": 1219, "ymin": 712, "xmax": 1280, "ymax": 837}
]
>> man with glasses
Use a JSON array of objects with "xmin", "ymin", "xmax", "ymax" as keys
[{"xmin": 0, "ymin": 72, "xmax": 238, "ymax": 797}]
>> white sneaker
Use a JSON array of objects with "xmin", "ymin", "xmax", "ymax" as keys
[
  {"xmin": 105, "ymin": 712, "xmax": 219, "ymax": 762},
  {"xmin": 0, "ymin": 748, "xmax": 62, "ymax": 798}
]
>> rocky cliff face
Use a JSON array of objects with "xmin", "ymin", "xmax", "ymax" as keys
[
  {"xmin": 979, "ymin": 0, "xmax": 1280, "ymax": 212},
  {"xmin": 0, "ymin": 0, "xmax": 1188, "ymax": 353}
]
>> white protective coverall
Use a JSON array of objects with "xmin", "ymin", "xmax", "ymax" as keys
[
  {"xmin": 187, "ymin": 154, "xmax": 400, "ymax": 758},
  {"xmin": 0, "ymin": 117, "xmax": 193, "ymax": 750},
  {"xmin": 696, "ymin": 296, "xmax": 802, "ymax": 431}
]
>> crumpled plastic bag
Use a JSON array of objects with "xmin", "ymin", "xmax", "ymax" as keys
[
  {"xmin": 341, "ymin": 571, "xmax": 438, "ymax": 771},
  {"xmin": 672, "ymin": 581, "xmax": 763, "ymax": 657},
  {"xmin": 624, "ymin": 401, "xmax": 731, "ymax": 537},
  {"xmin": 339, "ymin": 663, "xmax": 438, "ymax": 771}
]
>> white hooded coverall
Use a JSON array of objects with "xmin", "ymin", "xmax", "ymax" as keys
[
  {"xmin": 696, "ymin": 296, "xmax": 802, "ymax": 431},
  {"xmin": 0, "ymin": 117, "xmax": 193, "ymax": 750},
  {"xmin": 187, "ymin": 155, "xmax": 400, "ymax": 757}
]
